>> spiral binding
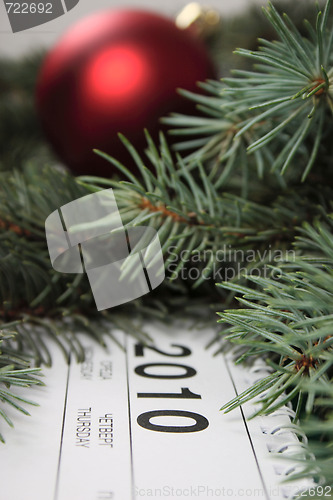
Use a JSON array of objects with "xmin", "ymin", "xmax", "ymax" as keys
[{"xmin": 237, "ymin": 357, "xmax": 315, "ymax": 499}]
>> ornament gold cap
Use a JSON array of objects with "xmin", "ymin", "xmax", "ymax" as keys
[{"xmin": 176, "ymin": 2, "xmax": 221, "ymax": 39}]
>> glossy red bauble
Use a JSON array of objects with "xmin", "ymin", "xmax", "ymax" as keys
[{"xmin": 36, "ymin": 9, "xmax": 215, "ymax": 176}]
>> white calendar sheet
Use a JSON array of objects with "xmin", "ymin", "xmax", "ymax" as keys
[{"xmin": 0, "ymin": 323, "xmax": 311, "ymax": 500}]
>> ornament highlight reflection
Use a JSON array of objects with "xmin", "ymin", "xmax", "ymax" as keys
[{"xmin": 84, "ymin": 46, "xmax": 148, "ymax": 101}]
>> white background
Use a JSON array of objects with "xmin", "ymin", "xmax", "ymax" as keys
[{"xmin": 0, "ymin": 0, "xmax": 264, "ymax": 57}]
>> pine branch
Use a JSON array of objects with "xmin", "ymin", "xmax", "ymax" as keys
[
  {"xmin": 0, "ymin": 164, "xmax": 91, "ymax": 313},
  {"xmin": 163, "ymin": 0, "xmax": 333, "ymax": 181},
  {"xmin": 78, "ymin": 134, "xmax": 332, "ymax": 294},
  {"xmin": 0, "ymin": 328, "xmax": 43, "ymax": 442},
  {"xmin": 218, "ymin": 220, "xmax": 333, "ymax": 419}
]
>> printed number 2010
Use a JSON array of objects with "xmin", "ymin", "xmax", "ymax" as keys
[{"xmin": 134, "ymin": 343, "xmax": 209, "ymax": 433}]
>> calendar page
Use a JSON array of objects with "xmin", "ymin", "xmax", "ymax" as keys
[{"xmin": 0, "ymin": 323, "xmax": 311, "ymax": 500}]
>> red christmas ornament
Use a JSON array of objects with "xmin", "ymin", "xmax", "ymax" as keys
[{"xmin": 36, "ymin": 9, "xmax": 216, "ymax": 176}]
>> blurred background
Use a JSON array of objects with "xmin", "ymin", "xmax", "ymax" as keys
[
  {"xmin": 0, "ymin": 0, "xmax": 264, "ymax": 57},
  {"xmin": 0, "ymin": 0, "xmax": 319, "ymax": 177}
]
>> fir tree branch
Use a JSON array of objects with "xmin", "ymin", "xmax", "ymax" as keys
[
  {"xmin": 218, "ymin": 220, "xmax": 333, "ymax": 419},
  {"xmin": 163, "ymin": 0, "xmax": 333, "ymax": 181},
  {"xmin": 0, "ymin": 329, "xmax": 43, "ymax": 442}
]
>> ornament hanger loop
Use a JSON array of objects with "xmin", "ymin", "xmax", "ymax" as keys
[{"xmin": 176, "ymin": 2, "xmax": 221, "ymax": 39}]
